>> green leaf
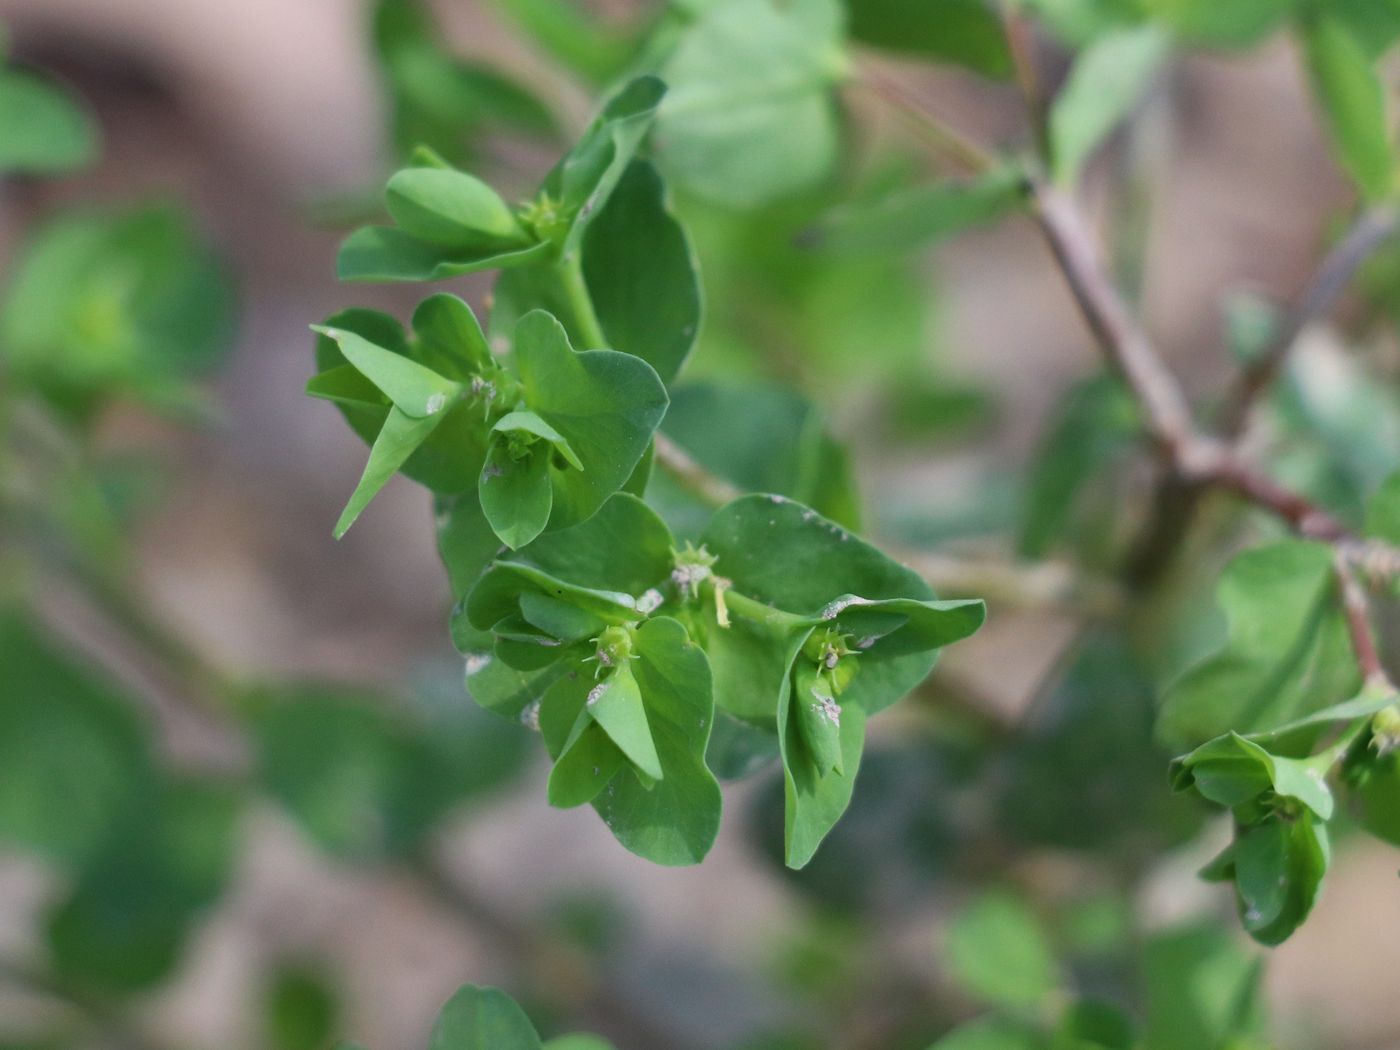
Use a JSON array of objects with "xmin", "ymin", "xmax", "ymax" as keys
[
  {"xmin": 1156, "ymin": 540, "xmax": 1359, "ymax": 750},
  {"xmin": 944, "ymin": 890, "xmax": 1058, "ymax": 1008},
  {"xmin": 540, "ymin": 76, "xmax": 667, "ymax": 250},
  {"xmin": 412, "ymin": 292, "xmax": 497, "ymax": 378},
  {"xmin": 253, "ymin": 682, "xmax": 525, "ymax": 859},
  {"xmin": 649, "ymin": 381, "xmax": 863, "ymax": 539},
  {"xmin": 334, "ymin": 407, "xmax": 445, "ymax": 537},
  {"xmin": 582, "ymin": 161, "xmax": 701, "ymax": 385},
  {"xmin": 592, "ymin": 617, "xmax": 722, "ymax": 864},
  {"xmin": 844, "ymin": 0, "xmax": 1012, "ymax": 77},
  {"xmin": 429, "ymin": 985, "xmax": 542, "ymax": 1050},
  {"xmin": 0, "ymin": 610, "xmax": 152, "ymax": 867},
  {"xmin": 1147, "ymin": 0, "xmax": 1292, "ymax": 49},
  {"xmin": 811, "ymin": 166, "xmax": 1026, "ymax": 256},
  {"xmin": 337, "ymin": 224, "xmax": 551, "ymax": 282},
  {"xmin": 1301, "ymin": 13, "xmax": 1395, "ymax": 202},
  {"xmin": 1019, "ymin": 374, "xmax": 1138, "ymax": 559},
  {"xmin": 493, "ymin": 410, "xmax": 583, "ymax": 469},
  {"xmin": 1211, "ymin": 812, "xmax": 1330, "ymax": 945},
  {"xmin": 264, "ymin": 965, "xmax": 340, "ymax": 1050},
  {"xmin": 0, "ymin": 205, "xmax": 235, "ymax": 416},
  {"xmin": 548, "ymin": 717, "xmax": 627, "ymax": 807},
  {"xmin": 1142, "ymin": 922, "xmax": 1266, "ymax": 1049},
  {"xmin": 654, "ymin": 0, "xmax": 847, "ymax": 207},
  {"xmin": 1170, "ymin": 732, "xmax": 1334, "ymax": 819},
  {"xmin": 462, "ymin": 494, "xmax": 676, "ymax": 639},
  {"xmin": 1052, "ymin": 1000, "xmax": 1135, "ymax": 1050},
  {"xmin": 385, "ymin": 167, "xmax": 531, "ymax": 249},
  {"xmin": 479, "ymin": 435, "xmax": 555, "ymax": 549},
  {"xmin": 777, "ymin": 636, "xmax": 868, "ymax": 868},
  {"xmin": 0, "ymin": 66, "xmax": 99, "ymax": 174},
  {"xmin": 46, "ymin": 778, "xmax": 241, "ymax": 993},
  {"xmin": 313, "ymin": 324, "xmax": 463, "ymax": 418},
  {"xmin": 585, "ymin": 661, "xmax": 664, "ymax": 781},
  {"xmin": 1049, "ymin": 24, "xmax": 1170, "ymax": 185},
  {"xmin": 1365, "ymin": 468, "xmax": 1400, "ymax": 543},
  {"xmin": 701, "ymin": 495, "xmax": 984, "ymax": 713},
  {"xmin": 513, "ymin": 310, "xmax": 669, "ymax": 529}
]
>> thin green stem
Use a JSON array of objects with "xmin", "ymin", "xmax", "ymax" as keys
[{"xmin": 556, "ymin": 250, "xmax": 608, "ymax": 350}]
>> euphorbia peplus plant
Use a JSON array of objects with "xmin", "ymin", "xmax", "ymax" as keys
[{"xmin": 310, "ymin": 74, "xmax": 986, "ymax": 866}]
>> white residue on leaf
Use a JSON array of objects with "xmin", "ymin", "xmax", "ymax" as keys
[
  {"xmin": 425, "ymin": 392, "xmax": 447, "ymax": 415},
  {"xmin": 810, "ymin": 694, "xmax": 841, "ymax": 727},
  {"xmin": 821, "ymin": 595, "xmax": 872, "ymax": 620},
  {"xmin": 636, "ymin": 588, "xmax": 664, "ymax": 614},
  {"xmin": 587, "ymin": 683, "xmax": 607, "ymax": 707},
  {"xmin": 520, "ymin": 699, "xmax": 541, "ymax": 731},
  {"xmin": 465, "ymin": 652, "xmax": 492, "ymax": 676}
]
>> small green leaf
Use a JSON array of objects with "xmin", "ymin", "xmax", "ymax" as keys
[
  {"xmin": 548, "ymin": 717, "xmax": 626, "ymax": 807},
  {"xmin": 493, "ymin": 410, "xmax": 583, "ymax": 469},
  {"xmin": 428, "ymin": 985, "xmax": 542, "ymax": 1050},
  {"xmin": 586, "ymin": 661, "xmax": 664, "ymax": 782},
  {"xmin": 337, "ymin": 224, "xmax": 552, "ymax": 282},
  {"xmin": 513, "ymin": 310, "xmax": 669, "ymax": 529},
  {"xmin": 385, "ymin": 167, "xmax": 531, "ymax": 249},
  {"xmin": 1301, "ymin": 13, "xmax": 1395, "ymax": 202},
  {"xmin": 412, "ymin": 292, "xmax": 497, "ymax": 378},
  {"xmin": 1049, "ymin": 25, "xmax": 1170, "ymax": 184},
  {"xmin": 844, "ymin": 0, "xmax": 1012, "ymax": 77},
  {"xmin": 1171, "ymin": 732, "xmax": 1335, "ymax": 819},
  {"xmin": 540, "ymin": 76, "xmax": 667, "ymax": 249},
  {"xmin": 0, "ymin": 66, "xmax": 99, "ymax": 174},
  {"xmin": 1222, "ymin": 813, "xmax": 1330, "ymax": 945},
  {"xmin": 593, "ymin": 617, "xmax": 722, "ymax": 864},
  {"xmin": 479, "ymin": 435, "xmax": 554, "ymax": 549},
  {"xmin": 313, "ymin": 324, "xmax": 462, "ymax": 418},
  {"xmin": 334, "ymin": 407, "xmax": 445, "ymax": 537}
]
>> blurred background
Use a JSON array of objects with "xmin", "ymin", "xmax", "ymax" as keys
[{"xmin": 2, "ymin": 1, "xmax": 1399, "ymax": 1048}]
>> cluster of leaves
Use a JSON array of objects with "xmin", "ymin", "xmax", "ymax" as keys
[
  {"xmin": 1160, "ymin": 484, "xmax": 1400, "ymax": 944},
  {"xmin": 315, "ymin": 72, "xmax": 986, "ymax": 867}
]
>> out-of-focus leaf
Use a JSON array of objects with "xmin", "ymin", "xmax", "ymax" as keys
[
  {"xmin": 1049, "ymin": 25, "xmax": 1169, "ymax": 184},
  {"xmin": 943, "ymin": 890, "xmax": 1058, "ymax": 1008},
  {"xmin": 1156, "ymin": 540, "xmax": 1358, "ymax": 750},
  {"xmin": 1051, "ymin": 1000, "xmax": 1135, "ymax": 1050},
  {"xmin": 1300, "ymin": 13, "xmax": 1395, "ymax": 202},
  {"xmin": 1141, "ymin": 923, "xmax": 1267, "ymax": 1050},
  {"xmin": 0, "ymin": 206, "xmax": 235, "ymax": 417},
  {"xmin": 654, "ymin": 0, "xmax": 847, "ymax": 207},
  {"xmin": 373, "ymin": 0, "xmax": 556, "ymax": 165},
  {"xmin": 649, "ymin": 380, "xmax": 862, "ymax": 539},
  {"xmin": 1019, "ymin": 375, "xmax": 1138, "ymax": 559},
  {"xmin": 810, "ymin": 166, "xmax": 1026, "ymax": 257},
  {"xmin": 429, "ymin": 985, "xmax": 542, "ymax": 1050},
  {"xmin": 483, "ymin": 0, "xmax": 639, "ymax": 83},
  {"xmin": 0, "ymin": 66, "xmax": 99, "ymax": 174},
  {"xmin": 0, "ymin": 609, "xmax": 152, "ymax": 868},
  {"xmin": 264, "ymin": 965, "xmax": 340, "ymax": 1050},
  {"xmin": 45, "ymin": 779, "xmax": 242, "ymax": 992},
  {"xmin": 843, "ymin": 0, "xmax": 1011, "ymax": 77},
  {"xmin": 252, "ymin": 681, "xmax": 527, "ymax": 860},
  {"xmin": 1146, "ymin": 0, "xmax": 1292, "ymax": 48}
]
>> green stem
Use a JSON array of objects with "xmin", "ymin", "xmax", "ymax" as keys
[
  {"xmin": 556, "ymin": 251, "xmax": 608, "ymax": 350},
  {"xmin": 709, "ymin": 579, "xmax": 810, "ymax": 630}
]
